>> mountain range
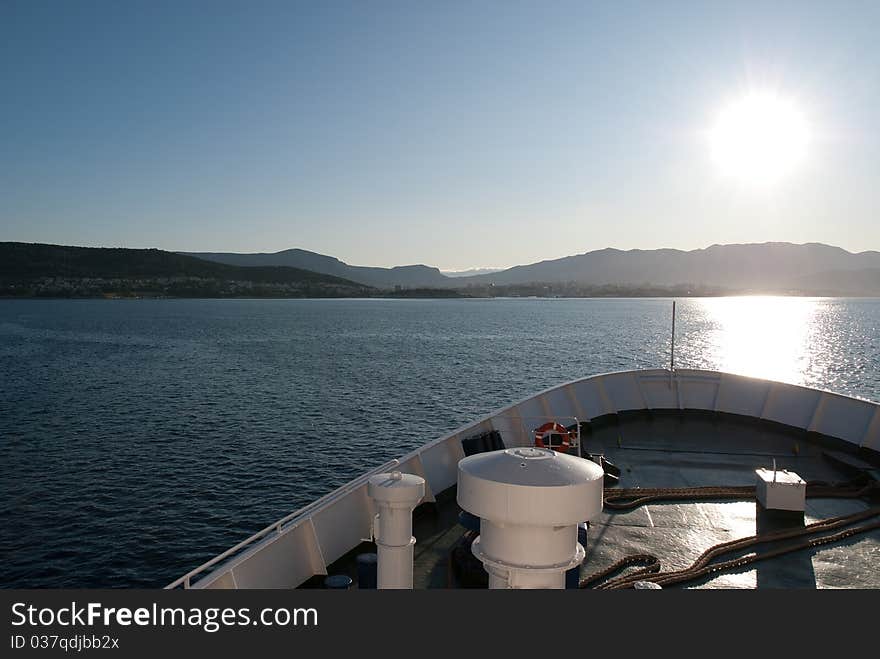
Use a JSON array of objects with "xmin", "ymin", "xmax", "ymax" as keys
[
  {"xmin": 458, "ymin": 243, "xmax": 880, "ymax": 294},
  {"xmin": 186, "ymin": 243, "xmax": 880, "ymax": 295},
  {"xmin": 3, "ymin": 241, "xmax": 879, "ymax": 297}
]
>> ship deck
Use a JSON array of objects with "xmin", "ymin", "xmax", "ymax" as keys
[{"xmin": 305, "ymin": 409, "xmax": 880, "ymax": 589}]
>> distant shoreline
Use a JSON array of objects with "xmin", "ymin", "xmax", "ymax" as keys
[{"xmin": 4, "ymin": 242, "xmax": 879, "ymax": 298}]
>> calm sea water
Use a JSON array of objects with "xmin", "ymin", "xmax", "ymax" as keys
[{"xmin": 1, "ymin": 297, "xmax": 878, "ymax": 588}]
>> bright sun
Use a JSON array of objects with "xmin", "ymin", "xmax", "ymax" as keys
[{"xmin": 709, "ymin": 91, "xmax": 810, "ymax": 184}]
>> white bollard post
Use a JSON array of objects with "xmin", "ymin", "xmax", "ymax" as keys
[{"xmin": 367, "ymin": 471, "xmax": 425, "ymax": 589}]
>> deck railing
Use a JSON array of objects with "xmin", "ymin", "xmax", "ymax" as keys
[{"xmin": 166, "ymin": 458, "xmax": 401, "ymax": 589}]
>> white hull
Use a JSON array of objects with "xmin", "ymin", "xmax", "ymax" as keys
[{"xmin": 166, "ymin": 368, "xmax": 880, "ymax": 589}]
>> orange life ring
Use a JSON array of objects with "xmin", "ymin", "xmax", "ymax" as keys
[{"xmin": 534, "ymin": 421, "xmax": 574, "ymax": 453}]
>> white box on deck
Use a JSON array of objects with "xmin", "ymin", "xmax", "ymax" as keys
[{"xmin": 755, "ymin": 468, "xmax": 806, "ymax": 512}]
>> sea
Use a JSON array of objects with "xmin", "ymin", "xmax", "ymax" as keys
[{"xmin": 1, "ymin": 297, "xmax": 878, "ymax": 587}]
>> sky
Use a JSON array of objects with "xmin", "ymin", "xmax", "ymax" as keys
[{"xmin": 2, "ymin": 1, "xmax": 879, "ymax": 270}]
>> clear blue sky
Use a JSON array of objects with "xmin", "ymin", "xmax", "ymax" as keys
[{"xmin": 2, "ymin": 1, "xmax": 878, "ymax": 269}]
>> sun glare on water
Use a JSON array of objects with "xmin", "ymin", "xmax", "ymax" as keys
[
  {"xmin": 697, "ymin": 296, "xmax": 816, "ymax": 385},
  {"xmin": 709, "ymin": 91, "xmax": 810, "ymax": 185}
]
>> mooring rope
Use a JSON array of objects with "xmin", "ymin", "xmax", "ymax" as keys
[{"xmin": 581, "ymin": 481, "xmax": 879, "ymax": 589}]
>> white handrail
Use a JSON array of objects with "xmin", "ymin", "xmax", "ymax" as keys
[{"xmin": 166, "ymin": 457, "xmax": 400, "ymax": 589}]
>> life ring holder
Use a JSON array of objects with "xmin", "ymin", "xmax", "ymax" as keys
[{"xmin": 534, "ymin": 421, "xmax": 574, "ymax": 453}]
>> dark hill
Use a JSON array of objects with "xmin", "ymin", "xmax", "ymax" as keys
[{"xmin": 0, "ymin": 243, "xmax": 373, "ymax": 298}]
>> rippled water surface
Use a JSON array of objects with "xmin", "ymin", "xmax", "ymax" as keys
[{"xmin": 1, "ymin": 297, "xmax": 878, "ymax": 587}]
